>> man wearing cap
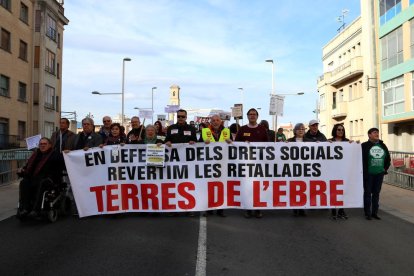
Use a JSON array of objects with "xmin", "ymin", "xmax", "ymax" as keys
[
  {"xmin": 361, "ymin": 127, "xmax": 390, "ymax": 220},
  {"xmin": 304, "ymin": 119, "xmax": 327, "ymax": 142}
]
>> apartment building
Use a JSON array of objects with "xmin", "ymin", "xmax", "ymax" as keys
[
  {"xmin": 0, "ymin": 0, "xmax": 69, "ymax": 150},
  {"xmin": 376, "ymin": 0, "xmax": 414, "ymax": 151}
]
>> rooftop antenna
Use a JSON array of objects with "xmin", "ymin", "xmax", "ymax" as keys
[{"xmin": 336, "ymin": 9, "xmax": 349, "ymax": 33}]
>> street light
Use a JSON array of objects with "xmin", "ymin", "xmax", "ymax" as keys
[
  {"xmin": 151, "ymin": 87, "xmax": 157, "ymax": 124},
  {"xmin": 265, "ymin": 59, "xmax": 276, "ymax": 130},
  {"xmin": 92, "ymin": 57, "xmax": 131, "ymax": 126}
]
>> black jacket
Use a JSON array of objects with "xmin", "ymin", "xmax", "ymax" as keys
[
  {"xmin": 304, "ymin": 130, "xmax": 327, "ymax": 142},
  {"xmin": 165, "ymin": 123, "xmax": 197, "ymax": 144},
  {"xmin": 361, "ymin": 139, "xmax": 391, "ymax": 179}
]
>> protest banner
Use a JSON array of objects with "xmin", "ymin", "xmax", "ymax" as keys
[{"xmin": 63, "ymin": 142, "xmax": 363, "ymax": 217}]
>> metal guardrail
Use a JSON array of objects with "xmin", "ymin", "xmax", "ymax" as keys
[
  {"xmin": 384, "ymin": 151, "xmax": 414, "ymax": 191},
  {"xmin": 0, "ymin": 169, "xmax": 20, "ymax": 187}
]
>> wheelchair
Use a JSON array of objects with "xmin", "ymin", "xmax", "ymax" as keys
[{"xmin": 17, "ymin": 173, "xmax": 72, "ymax": 223}]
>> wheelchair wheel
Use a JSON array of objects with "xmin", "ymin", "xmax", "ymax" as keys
[{"xmin": 47, "ymin": 209, "xmax": 58, "ymax": 223}]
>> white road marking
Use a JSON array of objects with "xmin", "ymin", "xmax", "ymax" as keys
[{"xmin": 195, "ymin": 216, "xmax": 207, "ymax": 276}]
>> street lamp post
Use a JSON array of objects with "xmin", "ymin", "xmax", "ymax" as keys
[
  {"xmin": 265, "ymin": 59, "xmax": 276, "ymax": 130},
  {"xmin": 92, "ymin": 57, "xmax": 131, "ymax": 126},
  {"xmin": 151, "ymin": 87, "xmax": 157, "ymax": 124}
]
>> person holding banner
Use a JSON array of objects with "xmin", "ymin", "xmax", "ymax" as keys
[
  {"xmin": 287, "ymin": 123, "xmax": 312, "ymax": 217},
  {"xmin": 361, "ymin": 128, "xmax": 390, "ymax": 220},
  {"xmin": 102, "ymin": 123, "xmax": 127, "ymax": 146},
  {"xmin": 229, "ymin": 123, "xmax": 240, "ymax": 141},
  {"xmin": 328, "ymin": 124, "xmax": 351, "ymax": 220},
  {"xmin": 305, "ymin": 119, "xmax": 327, "ymax": 142},
  {"xmin": 127, "ymin": 116, "xmax": 145, "ymax": 144},
  {"xmin": 235, "ymin": 108, "xmax": 268, "ymax": 218},
  {"xmin": 138, "ymin": 125, "xmax": 164, "ymax": 145},
  {"xmin": 72, "ymin": 118, "xmax": 103, "ymax": 150},
  {"xmin": 98, "ymin": 116, "xmax": 112, "ymax": 140},
  {"xmin": 165, "ymin": 109, "xmax": 197, "ymax": 217},
  {"xmin": 165, "ymin": 109, "xmax": 197, "ymax": 146},
  {"xmin": 154, "ymin": 120, "xmax": 166, "ymax": 140},
  {"xmin": 199, "ymin": 114, "xmax": 231, "ymax": 217}
]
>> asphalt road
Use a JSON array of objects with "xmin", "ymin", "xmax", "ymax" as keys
[{"xmin": 1, "ymin": 209, "xmax": 413, "ymax": 276}]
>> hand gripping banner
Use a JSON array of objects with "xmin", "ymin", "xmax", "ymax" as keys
[{"xmin": 63, "ymin": 142, "xmax": 363, "ymax": 217}]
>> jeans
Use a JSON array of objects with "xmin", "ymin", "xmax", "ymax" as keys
[{"xmin": 363, "ymin": 173, "xmax": 384, "ymax": 216}]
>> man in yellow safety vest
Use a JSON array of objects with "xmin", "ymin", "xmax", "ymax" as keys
[{"xmin": 199, "ymin": 114, "xmax": 231, "ymax": 217}]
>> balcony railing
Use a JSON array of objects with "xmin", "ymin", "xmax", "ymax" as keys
[
  {"xmin": 331, "ymin": 101, "xmax": 348, "ymax": 119},
  {"xmin": 0, "ymin": 135, "xmax": 22, "ymax": 150},
  {"xmin": 330, "ymin": 56, "xmax": 363, "ymax": 86}
]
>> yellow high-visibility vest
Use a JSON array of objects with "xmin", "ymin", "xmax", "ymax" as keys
[{"xmin": 202, "ymin": 127, "xmax": 230, "ymax": 142}]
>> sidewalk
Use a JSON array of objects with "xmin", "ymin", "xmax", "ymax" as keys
[{"xmin": 0, "ymin": 182, "xmax": 413, "ymax": 222}]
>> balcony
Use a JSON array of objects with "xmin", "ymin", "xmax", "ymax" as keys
[
  {"xmin": 0, "ymin": 135, "xmax": 21, "ymax": 150},
  {"xmin": 330, "ymin": 56, "xmax": 363, "ymax": 87},
  {"xmin": 331, "ymin": 101, "xmax": 348, "ymax": 120}
]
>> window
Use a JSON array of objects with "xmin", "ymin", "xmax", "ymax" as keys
[
  {"xmin": 57, "ymin": 33, "xmax": 61, "ymax": 48},
  {"xmin": 339, "ymin": 89, "xmax": 344, "ymax": 102},
  {"xmin": 332, "ymin": 92, "xmax": 337, "ymax": 109},
  {"xmin": 0, "ymin": 75, "xmax": 10, "ymax": 97},
  {"xmin": 46, "ymin": 14, "xmax": 57, "ymax": 41},
  {"xmin": 44, "ymin": 85, "xmax": 55, "ymax": 109},
  {"xmin": 45, "ymin": 50, "xmax": 55, "ymax": 74},
  {"xmin": 349, "ymin": 85, "xmax": 353, "ymax": 101},
  {"xmin": 20, "ymin": 2, "xmax": 29, "ymax": 24},
  {"xmin": 0, "ymin": 0, "xmax": 11, "ymax": 11},
  {"xmin": 411, "ymin": 19, "xmax": 414, "ymax": 58},
  {"xmin": 18, "ymin": 82, "xmax": 26, "ymax": 101},
  {"xmin": 383, "ymin": 76, "xmax": 405, "ymax": 116},
  {"xmin": 381, "ymin": 26, "xmax": 403, "ymax": 70},
  {"xmin": 34, "ymin": 46, "xmax": 40, "ymax": 68},
  {"xmin": 57, "ymin": 63, "xmax": 60, "ymax": 79},
  {"xmin": 44, "ymin": 121, "xmax": 54, "ymax": 138},
  {"xmin": 1, "ymin": 28, "xmax": 11, "ymax": 52},
  {"xmin": 380, "ymin": 0, "xmax": 402, "ymax": 25},
  {"xmin": 319, "ymin": 94, "xmax": 326, "ymax": 110},
  {"xmin": 18, "ymin": 121, "xmax": 26, "ymax": 141},
  {"xmin": 35, "ymin": 10, "xmax": 41, "ymax": 32},
  {"xmin": 19, "ymin": 40, "xmax": 27, "ymax": 61}
]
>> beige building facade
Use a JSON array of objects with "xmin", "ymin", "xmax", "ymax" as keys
[
  {"xmin": 317, "ymin": 1, "xmax": 378, "ymax": 142},
  {"xmin": 0, "ymin": 0, "xmax": 68, "ymax": 149}
]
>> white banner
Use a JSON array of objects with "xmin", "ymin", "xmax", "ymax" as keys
[
  {"xmin": 64, "ymin": 143, "xmax": 363, "ymax": 217},
  {"xmin": 269, "ymin": 95, "xmax": 285, "ymax": 116}
]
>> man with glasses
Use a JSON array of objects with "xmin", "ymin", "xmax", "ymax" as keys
[
  {"xmin": 235, "ymin": 108, "xmax": 268, "ymax": 218},
  {"xmin": 304, "ymin": 119, "xmax": 327, "ymax": 142},
  {"xmin": 98, "ymin": 116, "xmax": 112, "ymax": 140},
  {"xmin": 72, "ymin": 118, "xmax": 103, "ymax": 150}
]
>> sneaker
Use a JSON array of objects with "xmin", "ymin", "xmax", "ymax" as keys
[
  {"xmin": 254, "ymin": 210, "xmax": 263, "ymax": 218},
  {"xmin": 371, "ymin": 214, "xmax": 381, "ymax": 220},
  {"xmin": 338, "ymin": 212, "xmax": 348, "ymax": 220},
  {"xmin": 244, "ymin": 210, "xmax": 252, "ymax": 218},
  {"xmin": 365, "ymin": 215, "xmax": 372, "ymax": 220}
]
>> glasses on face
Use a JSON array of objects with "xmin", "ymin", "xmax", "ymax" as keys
[
  {"xmin": 103, "ymin": 120, "xmax": 111, "ymax": 123},
  {"xmin": 177, "ymin": 115, "xmax": 186, "ymax": 119}
]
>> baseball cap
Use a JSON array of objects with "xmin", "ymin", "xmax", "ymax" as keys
[
  {"xmin": 309, "ymin": 119, "xmax": 319, "ymax": 126},
  {"xmin": 368, "ymin": 127, "xmax": 379, "ymax": 134}
]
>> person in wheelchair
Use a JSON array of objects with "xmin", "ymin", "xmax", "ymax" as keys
[{"xmin": 17, "ymin": 137, "xmax": 64, "ymax": 218}]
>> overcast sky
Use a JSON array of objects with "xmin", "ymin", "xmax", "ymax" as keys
[{"xmin": 61, "ymin": 0, "xmax": 361, "ymax": 127}]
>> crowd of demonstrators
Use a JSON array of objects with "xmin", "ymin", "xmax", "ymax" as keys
[
  {"xmin": 127, "ymin": 116, "xmax": 145, "ymax": 144},
  {"xmin": 17, "ymin": 109, "xmax": 390, "ymax": 222},
  {"xmin": 51, "ymin": 118, "xmax": 76, "ymax": 153},
  {"xmin": 362, "ymin": 128, "xmax": 390, "ymax": 220},
  {"xmin": 235, "ymin": 108, "xmax": 268, "ymax": 219},
  {"xmin": 101, "ymin": 123, "xmax": 127, "ymax": 146},
  {"xmin": 199, "ymin": 114, "xmax": 231, "ymax": 217},
  {"xmin": 98, "ymin": 116, "xmax": 112, "ymax": 141},
  {"xmin": 17, "ymin": 138, "xmax": 64, "ymax": 217},
  {"xmin": 259, "ymin": 120, "xmax": 276, "ymax": 142}
]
